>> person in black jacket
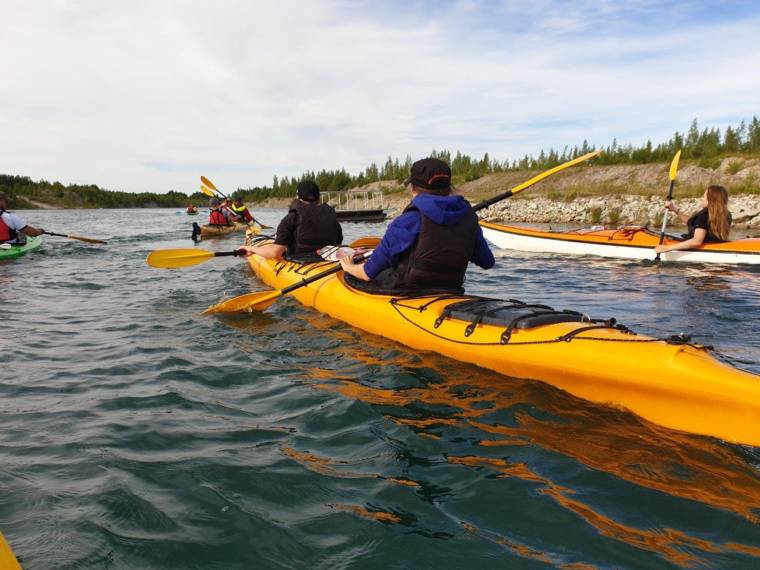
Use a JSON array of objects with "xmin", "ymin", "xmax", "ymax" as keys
[
  {"xmin": 239, "ymin": 180, "xmax": 342, "ymax": 260},
  {"xmin": 339, "ymin": 158, "xmax": 494, "ymax": 292},
  {"xmin": 654, "ymin": 185, "xmax": 731, "ymax": 254}
]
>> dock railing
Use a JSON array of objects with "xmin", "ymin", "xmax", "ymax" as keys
[{"xmin": 323, "ymin": 190, "xmax": 385, "ymax": 212}]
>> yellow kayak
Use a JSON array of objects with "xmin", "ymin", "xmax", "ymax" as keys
[
  {"xmin": 0, "ymin": 532, "xmax": 21, "ymax": 570},
  {"xmin": 199, "ymin": 222, "xmax": 251, "ymax": 239},
  {"xmin": 239, "ymin": 237, "xmax": 760, "ymax": 447}
]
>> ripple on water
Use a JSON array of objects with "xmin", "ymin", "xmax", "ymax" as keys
[{"xmin": 1, "ymin": 210, "xmax": 760, "ymax": 568}]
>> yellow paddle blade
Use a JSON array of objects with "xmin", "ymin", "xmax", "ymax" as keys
[
  {"xmin": 200, "ymin": 185, "xmax": 215, "ymax": 197},
  {"xmin": 510, "ymin": 149, "xmax": 601, "ymax": 197},
  {"xmin": 349, "ymin": 236, "xmax": 381, "ymax": 249},
  {"xmin": 204, "ymin": 289, "xmax": 282, "ymax": 314},
  {"xmin": 201, "ymin": 176, "xmax": 219, "ymax": 191},
  {"xmin": 669, "ymin": 150, "xmax": 682, "ymax": 181},
  {"xmin": 146, "ymin": 248, "xmax": 215, "ymax": 269}
]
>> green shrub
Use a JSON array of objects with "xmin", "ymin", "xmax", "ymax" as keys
[
  {"xmin": 590, "ymin": 207, "xmax": 602, "ymax": 223},
  {"xmin": 608, "ymin": 208, "xmax": 621, "ymax": 225},
  {"xmin": 698, "ymin": 156, "xmax": 721, "ymax": 170},
  {"xmin": 739, "ymin": 172, "xmax": 760, "ymax": 194},
  {"xmin": 726, "ymin": 160, "xmax": 744, "ymax": 175}
]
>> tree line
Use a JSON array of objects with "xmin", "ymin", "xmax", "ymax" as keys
[
  {"xmin": 4, "ymin": 116, "xmax": 759, "ymax": 208},
  {"xmin": 237, "ymin": 116, "xmax": 760, "ymax": 202},
  {"xmin": 0, "ymin": 175, "xmax": 205, "ymax": 209}
]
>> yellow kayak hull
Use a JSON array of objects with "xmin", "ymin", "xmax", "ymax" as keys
[
  {"xmin": 199, "ymin": 222, "xmax": 250, "ymax": 239},
  {"xmin": 0, "ymin": 532, "xmax": 21, "ymax": 570},
  {"xmin": 243, "ymin": 250, "xmax": 760, "ymax": 447}
]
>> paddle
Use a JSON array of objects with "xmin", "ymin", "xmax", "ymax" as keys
[
  {"xmin": 147, "ymin": 248, "xmax": 245, "ymax": 269},
  {"xmin": 202, "ymin": 152, "xmax": 602, "ymax": 315},
  {"xmin": 204, "ymin": 251, "xmax": 371, "ymax": 314},
  {"xmin": 42, "ymin": 231, "xmax": 107, "ymax": 245},
  {"xmin": 471, "ymin": 149, "xmax": 602, "ymax": 213},
  {"xmin": 654, "ymin": 150, "xmax": 682, "ymax": 262},
  {"xmin": 147, "ymin": 237, "xmax": 378, "ymax": 270},
  {"xmin": 200, "ymin": 176, "xmax": 229, "ymax": 199}
]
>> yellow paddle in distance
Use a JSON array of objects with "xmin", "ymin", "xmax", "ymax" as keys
[
  {"xmin": 200, "ymin": 176, "xmax": 229, "ymax": 199},
  {"xmin": 655, "ymin": 150, "xmax": 682, "ymax": 261},
  {"xmin": 472, "ymin": 149, "xmax": 601, "ymax": 213}
]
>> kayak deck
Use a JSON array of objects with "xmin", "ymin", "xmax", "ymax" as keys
[
  {"xmin": 199, "ymin": 222, "xmax": 250, "ymax": 239},
  {"xmin": 0, "ymin": 235, "xmax": 43, "ymax": 260},
  {"xmin": 239, "ymin": 238, "xmax": 760, "ymax": 446},
  {"xmin": 480, "ymin": 221, "xmax": 760, "ymax": 264}
]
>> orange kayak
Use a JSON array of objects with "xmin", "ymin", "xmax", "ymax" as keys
[{"xmin": 480, "ymin": 222, "xmax": 760, "ymax": 264}]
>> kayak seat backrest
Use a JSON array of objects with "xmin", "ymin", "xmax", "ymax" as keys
[
  {"xmin": 285, "ymin": 253, "xmax": 328, "ymax": 264},
  {"xmin": 344, "ymin": 273, "xmax": 464, "ymax": 296},
  {"xmin": 441, "ymin": 299, "xmax": 586, "ymax": 333}
]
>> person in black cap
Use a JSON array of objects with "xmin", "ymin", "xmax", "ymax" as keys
[
  {"xmin": 238, "ymin": 180, "xmax": 342, "ymax": 260},
  {"xmin": 339, "ymin": 158, "xmax": 494, "ymax": 292}
]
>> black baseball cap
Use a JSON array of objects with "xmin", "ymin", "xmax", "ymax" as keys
[
  {"xmin": 404, "ymin": 158, "xmax": 452, "ymax": 194},
  {"xmin": 297, "ymin": 180, "xmax": 320, "ymax": 201}
]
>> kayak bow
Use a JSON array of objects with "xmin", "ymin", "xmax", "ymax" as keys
[{"xmin": 0, "ymin": 235, "xmax": 43, "ymax": 260}]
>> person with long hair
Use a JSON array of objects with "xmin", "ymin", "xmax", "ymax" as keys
[{"xmin": 654, "ymin": 185, "xmax": 731, "ymax": 254}]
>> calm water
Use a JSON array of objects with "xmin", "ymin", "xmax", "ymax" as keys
[{"xmin": 1, "ymin": 208, "xmax": 760, "ymax": 569}]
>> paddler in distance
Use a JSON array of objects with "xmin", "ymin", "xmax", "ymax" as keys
[
  {"xmin": 231, "ymin": 197, "xmax": 255, "ymax": 224},
  {"xmin": 0, "ymin": 191, "xmax": 45, "ymax": 245},
  {"xmin": 207, "ymin": 197, "xmax": 231, "ymax": 226},
  {"xmin": 654, "ymin": 185, "xmax": 731, "ymax": 255},
  {"xmin": 237, "ymin": 180, "xmax": 342, "ymax": 260},
  {"xmin": 339, "ymin": 158, "xmax": 495, "ymax": 292}
]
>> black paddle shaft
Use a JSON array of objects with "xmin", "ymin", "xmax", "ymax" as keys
[
  {"xmin": 280, "ymin": 253, "xmax": 370, "ymax": 295},
  {"xmin": 214, "ymin": 250, "xmax": 244, "ymax": 258},
  {"xmin": 472, "ymin": 189, "xmax": 514, "ymax": 213}
]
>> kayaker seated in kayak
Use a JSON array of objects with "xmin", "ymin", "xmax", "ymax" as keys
[
  {"xmin": 238, "ymin": 180, "xmax": 342, "ymax": 260},
  {"xmin": 654, "ymin": 185, "xmax": 731, "ymax": 254},
  {"xmin": 0, "ymin": 191, "xmax": 45, "ymax": 245},
  {"xmin": 221, "ymin": 198, "xmax": 242, "ymax": 223},
  {"xmin": 208, "ymin": 197, "xmax": 232, "ymax": 226},
  {"xmin": 339, "ymin": 158, "xmax": 495, "ymax": 292},
  {"xmin": 186, "ymin": 203, "xmax": 197, "ymax": 213},
  {"xmin": 231, "ymin": 197, "xmax": 254, "ymax": 223}
]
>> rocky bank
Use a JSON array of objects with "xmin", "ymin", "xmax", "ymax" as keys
[{"xmin": 250, "ymin": 156, "xmax": 760, "ymax": 228}]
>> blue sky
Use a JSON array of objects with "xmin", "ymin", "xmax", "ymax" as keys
[{"xmin": 1, "ymin": 0, "xmax": 759, "ymax": 193}]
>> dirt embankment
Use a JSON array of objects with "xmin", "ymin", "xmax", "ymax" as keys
[{"xmin": 250, "ymin": 156, "xmax": 760, "ymax": 227}]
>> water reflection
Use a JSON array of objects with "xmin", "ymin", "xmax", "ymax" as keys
[{"xmin": 288, "ymin": 314, "xmax": 760, "ymax": 566}]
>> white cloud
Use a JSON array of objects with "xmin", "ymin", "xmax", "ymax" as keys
[{"xmin": 1, "ymin": 0, "xmax": 758, "ymax": 193}]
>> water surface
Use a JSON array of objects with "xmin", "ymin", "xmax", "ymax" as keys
[{"xmin": 1, "ymin": 209, "xmax": 759, "ymax": 569}]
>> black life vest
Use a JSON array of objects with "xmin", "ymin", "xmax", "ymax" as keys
[
  {"xmin": 0, "ymin": 210, "xmax": 18, "ymax": 243},
  {"xmin": 387, "ymin": 201, "xmax": 479, "ymax": 289},
  {"xmin": 290, "ymin": 201, "xmax": 341, "ymax": 255}
]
